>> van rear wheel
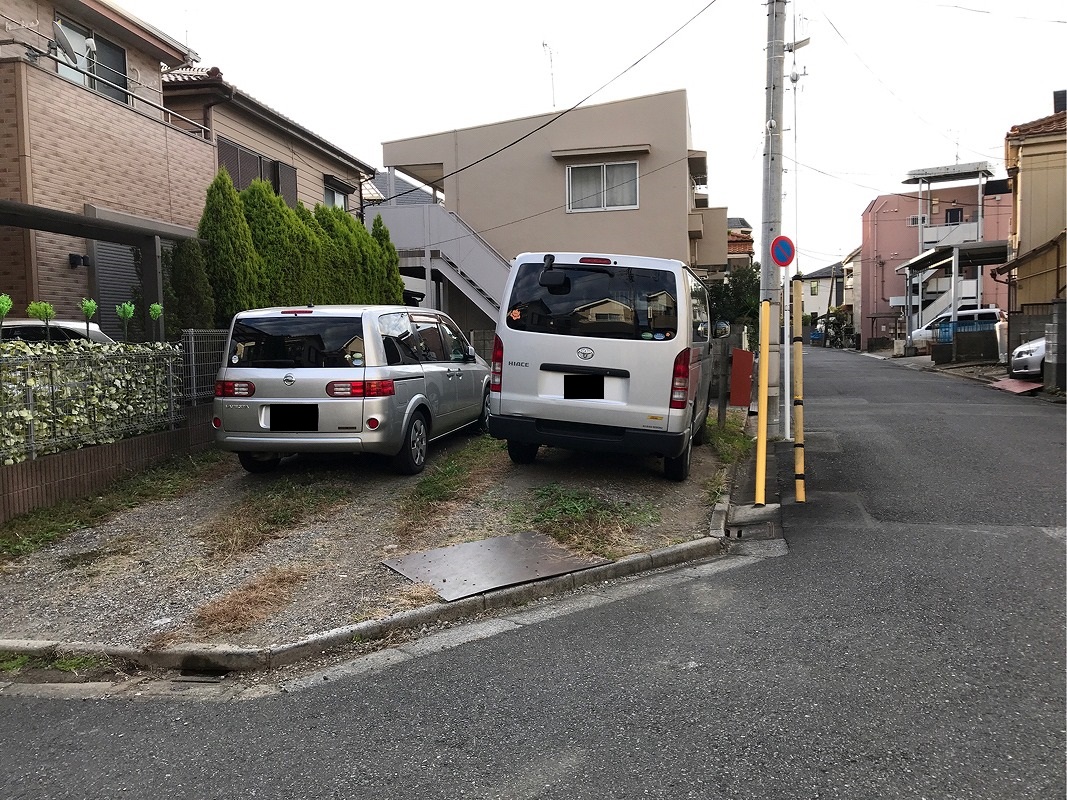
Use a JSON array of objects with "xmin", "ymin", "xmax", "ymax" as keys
[
  {"xmin": 664, "ymin": 429, "xmax": 692, "ymax": 482},
  {"xmin": 507, "ymin": 440, "xmax": 539, "ymax": 464}
]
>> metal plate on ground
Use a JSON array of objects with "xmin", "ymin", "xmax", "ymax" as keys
[
  {"xmin": 990, "ymin": 378, "xmax": 1042, "ymax": 395},
  {"xmin": 382, "ymin": 531, "xmax": 611, "ymax": 602}
]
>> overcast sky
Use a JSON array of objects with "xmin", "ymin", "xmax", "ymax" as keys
[{"xmin": 116, "ymin": 0, "xmax": 1065, "ymax": 275}]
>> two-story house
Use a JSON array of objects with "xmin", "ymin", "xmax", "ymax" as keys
[
  {"xmin": 370, "ymin": 89, "xmax": 728, "ymax": 333},
  {"xmin": 0, "ymin": 0, "xmax": 378, "ymax": 339}
]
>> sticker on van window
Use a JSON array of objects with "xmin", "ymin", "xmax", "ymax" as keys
[
  {"xmin": 642, "ymin": 332, "xmax": 653, "ymax": 340},
  {"xmin": 509, "ymin": 309, "xmax": 521, "ymax": 321},
  {"xmin": 654, "ymin": 333, "xmax": 665, "ymax": 340}
]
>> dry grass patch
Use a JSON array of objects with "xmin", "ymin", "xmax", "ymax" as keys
[
  {"xmin": 392, "ymin": 436, "xmax": 508, "ymax": 539},
  {"xmin": 196, "ymin": 477, "xmax": 350, "ymax": 559},
  {"xmin": 191, "ymin": 565, "xmax": 310, "ymax": 635}
]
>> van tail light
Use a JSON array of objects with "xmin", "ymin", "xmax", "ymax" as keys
[
  {"xmin": 326, "ymin": 380, "xmax": 395, "ymax": 398},
  {"xmin": 490, "ymin": 335, "xmax": 503, "ymax": 393},
  {"xmin": 216, "ymin": 380, "xmax": 255, "ymax": 397},
  {"xmin": 670, "ymin": 349, "xmax": 690, "ymax": 409}
]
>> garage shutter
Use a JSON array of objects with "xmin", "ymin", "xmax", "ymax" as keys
[{"xmin": 95, "ymin": 241, "xmax": 139, "ymax": 340}]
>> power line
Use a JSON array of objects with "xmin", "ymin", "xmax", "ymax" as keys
[{"xmin": 381, "ymin": 0, "xmax": 722, "ymax": 203}]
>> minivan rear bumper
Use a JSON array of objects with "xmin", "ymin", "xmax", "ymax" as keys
[{"xmin": 489, "ymin": 415, "xmax": 688, "ymax": 458}]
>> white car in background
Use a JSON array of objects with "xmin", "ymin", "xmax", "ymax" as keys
[
  {"xmin": 0, "ymin": 318, "xmax": 114, "ymax": 343},
  {"xmin": 1010, "ymin": 337, "xmax": 1045, "ymax": 378}
]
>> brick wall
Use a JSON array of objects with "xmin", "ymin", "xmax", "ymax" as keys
[{"xmin": 0, "ymin": 405, "xmax": 215, "ymax": 525}]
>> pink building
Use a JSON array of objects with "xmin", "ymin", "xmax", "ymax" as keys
[{"xmin": 858, "ymin": 163, "xmax": 1011, "ymax": 344}]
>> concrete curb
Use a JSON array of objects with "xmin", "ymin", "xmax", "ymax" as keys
[{"xmin": 1, "ymin": 482, "xmax": 736, "ymax": 675}]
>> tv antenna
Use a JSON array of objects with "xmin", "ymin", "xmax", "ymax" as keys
[{"xmin": 542, "ymin": 41, "xmax": 556, "ymax": 108}]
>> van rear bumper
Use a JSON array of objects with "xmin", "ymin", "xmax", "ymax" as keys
[{"xmin": 488, "ymin": 415, "xmax": 688, "ymax": 458}]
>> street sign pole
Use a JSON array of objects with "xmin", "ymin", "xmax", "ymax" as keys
[{"xmin": 770, "ymin": 235, "xmax": 796, "ymax": 442}]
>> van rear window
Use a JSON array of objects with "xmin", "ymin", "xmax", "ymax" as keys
[
  {"xmin": 228, "ymin": 317, "xmax": 365, "ymax": 368},
  {"xmin": 505, "ymin": 261, "xmax": 679, "ymax": 340}
]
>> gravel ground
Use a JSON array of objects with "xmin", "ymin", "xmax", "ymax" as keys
[{"xmin": 0, "ymin": 431, "xmax": 724, "ymax": 653}]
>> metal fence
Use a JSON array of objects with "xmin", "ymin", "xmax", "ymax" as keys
[
  {"xmin": 0, "ymin": 330, "xmax": 229, "ymax": 465},
  {"xmin": 932, "ymin": 320, "xmax": 997, "ymax": 344},
  {"xmin": 0, "ymin": 344, "xmax": 184, "ymax": 465},
  {"xmin": 181, "ymin": 329, "xmax": 228, "ymax": 405}
]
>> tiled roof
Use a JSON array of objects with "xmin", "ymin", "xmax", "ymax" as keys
[
  {"xmin": 1007, "ymin": 110, "xmax": 1066, "ymax": 138},
  {"xmin": 728, "ymin": 231, "xmax": 754, "ymax": 254}
]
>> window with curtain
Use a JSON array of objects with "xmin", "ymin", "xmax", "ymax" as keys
[
  {"xmin": 567, "ymin": 162, "xmax": 638, "ymax": 212},
  {"xmin": 810, "ymin": 281, "xmax": 819, "ymax": 296}
]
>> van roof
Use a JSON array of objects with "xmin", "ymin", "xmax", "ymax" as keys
[
  {"xmin": 512, "ymin": 252, "xmax": 687, "ymax": 269},
  {"xmin": 232, "ymin": 305, "xmax": 425, "ymax": 319}
]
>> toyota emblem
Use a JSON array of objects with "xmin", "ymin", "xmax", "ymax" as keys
[
  {"xmin": 283, "ymin": 373, "xmax": 296, "ymax": 386},
  {"xmin": 576, "ymin": 347, "xmax": 594, "ymax": 360}
]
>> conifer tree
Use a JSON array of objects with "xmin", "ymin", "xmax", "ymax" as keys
[{"xmin": 197, "ymin": 168, "xmax": 261, "ymax": 326}]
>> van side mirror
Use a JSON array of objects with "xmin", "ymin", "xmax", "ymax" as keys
[{"xmin": 713, "ymin": 321, "xmax": 731, "ymax": 339}]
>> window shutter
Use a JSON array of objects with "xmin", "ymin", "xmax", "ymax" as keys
[
  {"xmin": 218, "ymin": 138, "xmax": 240, "ymax": 183},
  {"xmin": 237, "ymin": 149, "xmax": 260, "ymax": 190},
  {"xmin": 275, "ymin": 162, "xmax": 297, "ymax": 207}
]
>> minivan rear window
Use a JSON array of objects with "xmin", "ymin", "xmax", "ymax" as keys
[
  {"xmin": 227, "ymin": 316, "xmax": 365, "ymax": 368},
  {"xmin": 505, "ymin": 260, "xmax": 679, "ymax": 340}
]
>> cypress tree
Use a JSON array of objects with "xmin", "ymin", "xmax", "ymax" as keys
[
  {"xmin": 371, "ymin": 214, "xmax": 406, "ymax": 304},
  {"xmin": 169, "ymin": 238, "xmax": 215, "ymax": 334},
  {"xmin": 197, "ymin": 168, "xmax": 261, "ymax": 325},
  {"xmin": 241, "ymin": 180, "xmax": 327, "ymax": 307}
]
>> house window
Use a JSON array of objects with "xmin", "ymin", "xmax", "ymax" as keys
[
  {"xmin": 945, "ymin": 208, "xmax": 963, "ymax": 225},
  {"xmin": 324, "ymin": 175, "xmax": 357, "ymax": 212},
  {"xmin": 54, "ymin": 16, "xmax": 129, "ymax": 104},
  {"xmin": 567, "ymin": 162, "xmax": 638, "ymax": 212},
  {"xmin": 810, "ymin": 281, "xmax": 819, "ymax": 296},
  {"xmin": 324, "ymin": 186, "xmax": 347, "ymax": 210},
  {"xmin": 906, "ymin": 214, "xmax": 928, "ymax": 227}
]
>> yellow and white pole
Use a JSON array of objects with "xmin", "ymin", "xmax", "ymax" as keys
[
  {"xmin": 755, "ymin": 299, "xmax": 771, "ymax": 507},
  {"xmin": 791, "ymin": 278, "xmax": 806, "ymax": 503}
]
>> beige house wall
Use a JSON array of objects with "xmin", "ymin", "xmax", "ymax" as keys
[
  {"xmin": 1014, "ymin": 140, "xmax": 1066, "ymax": 257},
  {"xmin": 209, "ymin": 105, "xmax": 369, "ymax": 212},
  {"xmin": 383, "ymin": 90, "xmax": 723, "ymax": 267}
]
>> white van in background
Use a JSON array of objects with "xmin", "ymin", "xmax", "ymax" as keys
[
  {"xmin": 488, "ymin": 251, "xmax": 723, "ymax": 481},
  {"xmin": 911, "ymin": 306, "xmax": 1005, "ymax": 344}
]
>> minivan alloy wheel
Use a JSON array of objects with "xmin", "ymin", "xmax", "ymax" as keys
[{"xmin": 394, "ymin": 413, "xmax": 428, "ymax": 474}]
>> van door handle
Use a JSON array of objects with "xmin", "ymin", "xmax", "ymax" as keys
[{"xmin": 446, "ymin": 368, "xmax": 463, "ymax": 379}]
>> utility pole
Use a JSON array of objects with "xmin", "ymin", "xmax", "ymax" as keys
[{"xmin": 760, "ymin": 0, "xmax": 787, "ymax": 437}]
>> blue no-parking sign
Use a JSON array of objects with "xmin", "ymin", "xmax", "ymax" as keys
[{"xmin": 770, "ymin": 235, "xmax": 795, "ymax": 267}]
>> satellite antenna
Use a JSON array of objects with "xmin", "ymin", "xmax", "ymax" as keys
[{"xmin": 52, "ymin": 20, "xmax": 78, "ymax": 64}]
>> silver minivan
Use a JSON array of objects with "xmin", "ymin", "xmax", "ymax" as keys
[
  {"xmin": 488, "ymin": 252, "xmax": 719, "ymax": 481},
  {"xmin": 213, "ymin": 305, "xmax": 491, "ymax": 474}
]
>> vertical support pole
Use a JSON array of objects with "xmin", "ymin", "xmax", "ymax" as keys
[
  {"xmin": 791, "ymin": 278, "xmax": 806, "ymax": 503},
  {"xmin": 755, "ymin": 299, "xmax": 771, "ymax": 507},
  {"xmin": 760, "ymin": 0, "xmax": 787, "ymax": 438}
]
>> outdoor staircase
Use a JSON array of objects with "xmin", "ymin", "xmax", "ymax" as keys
[{"xmin": 367, "ymin": 204, "xmax": 511, "ymax": 320}]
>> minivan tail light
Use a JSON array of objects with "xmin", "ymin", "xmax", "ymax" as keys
[
  {"xmin": 215, "ymin": 380, "xmax": 255, "ymax": 397},
  {"xmin": 326, "ymin": 380, "xmax": 395, "ymax": 398},
  {"xmin": 670, "ymin": 349, "xmax": 690, "ymax": 409},
  {"xmin": 490, "ymin": 334, "xmax": 503, "ymax": 393}
]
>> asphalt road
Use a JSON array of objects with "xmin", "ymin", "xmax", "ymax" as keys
[{"xmin": 2, "ymin": 347, "xmax": 1064, "ymax": 799}]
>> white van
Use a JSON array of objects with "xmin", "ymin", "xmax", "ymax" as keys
[
  {"xmin": 911, "ymin": 307, "xmax": 1005, "ymax": 344},
  {"xmin": 488, "ymin": 251, "xmax": 720, "ymax": 481}
]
